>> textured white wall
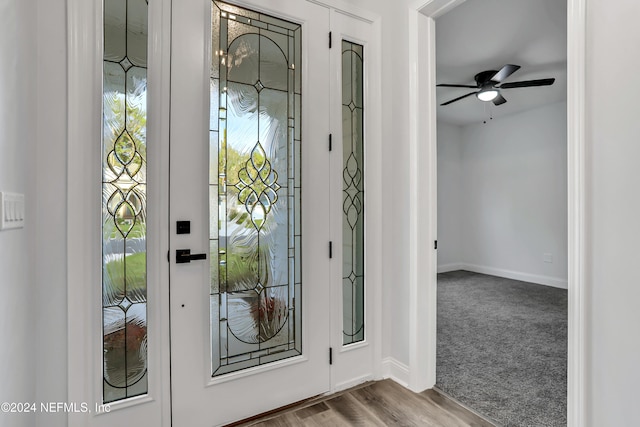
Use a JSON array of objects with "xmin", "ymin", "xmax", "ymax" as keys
[
  {"xmin": 585, "ymin": 1, "xmax": 640, "ymax": 425},
  {"xmin": 436, "ymin": 122, "xmax": 463, "ymax": 269},
  {"xmin": 0, "ymin": 0, "xmax": 36, "ymax": 425}
]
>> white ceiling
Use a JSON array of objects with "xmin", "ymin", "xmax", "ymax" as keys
[{"xmin": 429, "ymin": 0, "xmax": 567, "ymax": 126}]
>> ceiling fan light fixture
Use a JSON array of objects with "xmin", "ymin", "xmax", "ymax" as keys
[{"xmin": 477, "ymin": 89, "xmax": 499, "ymax": 102}]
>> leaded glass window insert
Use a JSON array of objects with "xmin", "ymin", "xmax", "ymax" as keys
[
  {"xmin": 210, "ymin": 1, "xmax": 302, "ymax": 376},
  {"xmin": 102, "ymin": 0, "xmax": 148, "ymax": 403},
  {"xmin": 342, "ymin": 40, "xmax": 365, "ymax": 345}
]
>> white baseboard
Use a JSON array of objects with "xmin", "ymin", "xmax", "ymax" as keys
[
  {"xmin": 381, "ymin": 357, "xmax": 410, "ymax": 388},
  {"xmin": 438, "ymin": 263, "xmax": 568, "ymax": 289},
  {"xmin": 437, "ymin": 262, "xmax": 464, "ymax": 273}
]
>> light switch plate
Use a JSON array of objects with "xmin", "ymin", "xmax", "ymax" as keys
[{"xmin": 0, "ymin": 192, "xmax": 25, "ymax": 231}]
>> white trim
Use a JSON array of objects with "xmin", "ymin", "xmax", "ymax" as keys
[
  {"xmin": 339, "ymin": 340, "xmax": 369, "ymax": 353},
  {"xmin": 443, "ymin": 263, "xmax": 568, "ymax": 289},
  {"xmin": 437, "ymin": 263, "xmax": 464, "ymax": 273},
  {"xmin": 417, "ymin": 0, "xmax": 466, "ymax": 19},
  {"xmin": 369, "ymin": 13, "xmax": 385, "ymax": 384},
  {"xmin": 333, "ymin": 374, "xmax": 375, "ymax": 393},
  {"xmin": 407, "ymin": 7, "xmax": 436, "ymax": 393},
  {"xmin": 381, "ymin": 357, "xmax": 410, "ymax": 388},
  {"xmin": 308, "ymin": 0, "xmax": 378, "ymax": 23},
  {"xmin": 67, "ymin": 0, "xmax": 102, "ymax": 424},
  {"xmin": 566, "ymin": 0, "xmax": 587, "ymax": 425},
  {"xmin": 206, "ymin": 356, "xmax": 309, "ymax": 386},
  {"xmin": 408, "ymin": 1, "xmax": 587, "ymax": 426}
]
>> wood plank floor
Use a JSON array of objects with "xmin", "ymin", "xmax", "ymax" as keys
[{"xmin": 231, "ymin": 380, "xmax": 496, "ymax": 427}]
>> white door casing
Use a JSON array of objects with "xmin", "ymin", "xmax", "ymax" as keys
[{"xmin": 407, "ymin": 1, "xmax": 587, "ymax": 426}]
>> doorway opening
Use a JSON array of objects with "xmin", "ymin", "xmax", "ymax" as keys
[
  {"xmin": 434, "ymin": 1, "xmax": 568, "ymax": 424},
  {"xmin": 407, "ymin": 0, "xmax": 586, "ymax": 425}
]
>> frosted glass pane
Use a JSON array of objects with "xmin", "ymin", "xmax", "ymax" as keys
[
  {"xmin": 260, "ymin": 37, "xmax": 288, "ymax": 91},
  {"xmin": 342, "ymin": 40, "xmax": 365, "ymax": 345},
  {"xmin": 102, "ymin": 0, "xmax": 148, "ymax": 402},
  {"xmin": 211, "ymin": 1, "xmax": 301, "ymax": 377},
  {"xmin": 103, "ymin": 303, "xmax": 147, "ymax": 403},
  {"xmin": 127, "ymin": 0, "xmax": 148, "ymax": 67},
  {"xmin": 227, "ymin": 34, "xmax": 259, "ymax": 85},
  {"xmin": 104, "ymin": 0, "xmax": 126, "ymax": 62}
]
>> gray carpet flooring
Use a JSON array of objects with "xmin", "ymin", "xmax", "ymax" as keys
[{"xmin": 436, "ymin": 270, "xmax": 567, "ymax": 427}]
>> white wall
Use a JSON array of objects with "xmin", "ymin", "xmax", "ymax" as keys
[
  {"xmin": 0, "ymin": 0, "xmax": 37, "ymax": 426},
  {"xmin": 437, "ymin": 102, "xmax": 569, "ymax": 288},
  {"xmin": 34, "ymin": 0, "xmax": 68, "ymax": 426},
  {"xmin": 586, "ymin": 1, "xmax": 640, "ymax": 425},
  {"xmin": 436, "ymin": 122, "xmax": 463, "ymax": 269}
]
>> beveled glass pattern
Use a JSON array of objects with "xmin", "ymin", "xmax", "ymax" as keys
[
  {"xmin": 342, "ymin": 40, "xmax": 365, "ymax": 345},
  {"xmin": 211, "ymin": 1, "xmax": 302, "ymax": 376},
  {"xmin": 102, "ymin": 0, "xmax": 148, "ymax": 403}
]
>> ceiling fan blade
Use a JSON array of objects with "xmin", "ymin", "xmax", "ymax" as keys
[
  {"xmin": 440, "ymin": 91, "xmax": 478, "ymax": 106},
  {"xmin": 437, "ymin": 84, "xmax": 478, "ymax": 88},
  {"xmin": 500, "ymin": 78, "xmax": 556, "ymax": 89},
  {"xmin": 490, "ymin": 64, "xmax": 521, "ymax": 83},
  {"xmin": 493, "ymin": 93, "xmax": 507, "ymax": 105}
]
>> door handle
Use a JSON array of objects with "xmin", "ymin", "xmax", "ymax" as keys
[{"xmin": 176, "ymin": 249, "xmax": 207, "ymax": 264}]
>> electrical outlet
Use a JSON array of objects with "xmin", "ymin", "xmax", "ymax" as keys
[
  {"xmin": 0, "ymin": 192, "xmax": 25, "ymax": 231},
  {"xmin": 543, "ymin": 253, "xmax": 553, "ymax": 263}
]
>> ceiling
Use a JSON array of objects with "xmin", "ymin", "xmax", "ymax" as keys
[{"xmin": 429, "ymin": 0, "xmax": 567, "ymax": 126}]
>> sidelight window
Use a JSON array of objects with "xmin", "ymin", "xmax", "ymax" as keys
[
  {"xmin": 342, "ymin": 40, "xmax": 365, "ymax": 345},
  {"xmin": 102, "ymin": 0, "xmax": 149, "ymax": 403}
]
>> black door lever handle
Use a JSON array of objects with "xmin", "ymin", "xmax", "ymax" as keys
[{"xmin": 176, "ymin": 249, "xmax": 207, "ymax": 264}]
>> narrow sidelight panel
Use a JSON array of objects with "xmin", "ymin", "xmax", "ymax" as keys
[
  {"xmin": 342, "ymin": 40, "xmax": 365, "ymax": 345},
  {"xmin": 102, "ymin": 0, "xmax": 149, "ymax": 403},
  {"xmin": 210, "ymin": 1, "xmax": 302, "ymax": 376}
]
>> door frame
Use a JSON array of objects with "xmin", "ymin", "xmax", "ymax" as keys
[
  {"xmin": 406, "ymin": 1, "xmax": 587, "ymax": 427},
  {"xmin": 67, "ymin": 0, "xmax": 382, "ymax": 424}
]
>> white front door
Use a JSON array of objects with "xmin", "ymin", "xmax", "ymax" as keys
[{"xmin": 169, "ymin": 1, "xmax": 331, "ymax": 425}]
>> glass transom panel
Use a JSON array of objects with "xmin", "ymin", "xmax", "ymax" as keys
[{"xmin": 210, "ymin": 1, "xmax": 302, "ymax": 376}]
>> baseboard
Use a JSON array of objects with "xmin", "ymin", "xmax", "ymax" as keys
[
  {"xmin": 437, "ymin": 263, "xmax": 464, "ymax": 273},
  {"xmin": 457, "ymin": 263, "xmax": 568, "ymax": 289},
  {"xmin": 381, "ymin": 357, "xmax": 410, "ymax": 388}
]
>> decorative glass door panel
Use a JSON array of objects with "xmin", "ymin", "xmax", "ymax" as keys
[
  {"xmin": 210, "ymin": 1, "xmax": 302, "ymax": 376},
  {"xmin": 341, "ymin": 40, "xmax": 364, "ymax": 345},
  {"xmin": 102, "ymin": 0, "xmax": 148, "ymax": 403}
]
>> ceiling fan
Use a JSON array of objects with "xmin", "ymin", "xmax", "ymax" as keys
[{"xmin": 437, "ymin": 64, "xmax": 555, "ymax": 106}]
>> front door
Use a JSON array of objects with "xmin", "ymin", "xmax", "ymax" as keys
[{"xmin": 169, "ymin": 1, "xmax": 331, "ymax": 425}]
